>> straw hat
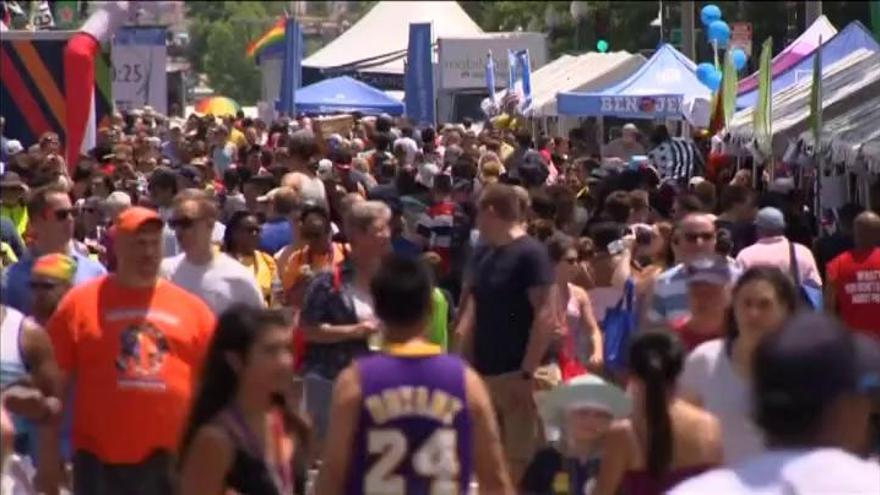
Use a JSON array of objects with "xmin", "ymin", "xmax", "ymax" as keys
[{"xmin": 537, "ymin": 374, "xmax": 631, "ymax": 428}]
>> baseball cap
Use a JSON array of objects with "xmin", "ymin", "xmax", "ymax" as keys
[
  {"xmin": 106, "ymin": 191, "xmax": 132, "ymax": 210},
  {"xmin": 115, "ymin": 206, "xmax": 162, "ymax": 234},
  {"xmin": 148, "ymin": 166, "xmax": 178, "ymax": 190},
  {"xmin": 684, "ymin": 255, "xmax": 733, "ymax": 286},
  {"xmin": 178, "ymin": 165, "xmax": 201, "ymax": 182},
  {"xmin": 299, "ymin": 201, "xmax": 330, "ymax": 222},
  {"xmin": 755, "ymin": 312, "xmax": 880, "ymax": 411},
  {"xmin": 416, "ymin": 162, "xmax": 440, "ymax": 189},
  {"xmin": 755, "ymin": 206, "xmax": 786, "ymax": 232},
  {"xmin": 0, "ymin": 171, "xmax": 25, "ymax": 189}
]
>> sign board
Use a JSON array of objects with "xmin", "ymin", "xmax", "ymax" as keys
[
  {"xmin": 438, "ymin": 33, "xmax": 547, "ymax": 90},
  {"xmin": 730, "ymin": 22, "xmax": 753, "ymax": 56},
  {"xmin": 111, "ymin": 26, "xmax": 167, "ymax": 114},
  {"xmin": 557, "ymin": 93, "xmax": 685, "ymax": 120}
]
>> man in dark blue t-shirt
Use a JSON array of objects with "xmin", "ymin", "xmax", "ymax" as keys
[
  {"xmin": 258, "ymin": 186, "xmax": 299, "ymax": 254},
  {"xmin": 457, "ymin": 183, "xmax": 556, "ymax": 483}
]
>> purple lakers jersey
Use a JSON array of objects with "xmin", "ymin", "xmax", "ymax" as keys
[{"xmin": 345, "ymin": 350, "xmax": 473, "ymax": 495}]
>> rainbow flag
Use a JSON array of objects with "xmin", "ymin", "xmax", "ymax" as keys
[{"xmin": 247, "ymin": 17, "xmax": 285, "ymax": 58}]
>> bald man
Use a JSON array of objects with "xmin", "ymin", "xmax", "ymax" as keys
[{"xmin": 825, "ymin": 211, "xmax": 880, "ymax": 337}]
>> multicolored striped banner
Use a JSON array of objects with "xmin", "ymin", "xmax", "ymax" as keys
[{"xmin": 247, "ymin": 17, "xmax": 285, "ymax": 59}]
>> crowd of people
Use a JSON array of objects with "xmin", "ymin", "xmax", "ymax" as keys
[{"xmin": 0, "ymin": 104, "xmax": 879, "ymax": 495}]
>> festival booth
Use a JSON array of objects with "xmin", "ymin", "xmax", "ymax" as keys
[
  {"xmin": 556, "ymin": 44, "xmax": 712, "ymax": 128},
  {"xmin": 494, "ymin": 51, "xmax": 646, "ymax": 136},
  {"xmin": 295, "ymin": 2, "xmax": 481, "ymax": 91},
  {"xmin": 737, "ymin": 15, "xmax": 837, "ymax": 95},
  {"xmin": 294, "ymin": 76, "xmax": 405, "ymax": 116},
  {"xmin": 737, "ymin": 21, "xmax": 879, "ymax": 109},
  {"xmin": 726, "ymin": 49, "xmax": 880, "ymax": 209}
]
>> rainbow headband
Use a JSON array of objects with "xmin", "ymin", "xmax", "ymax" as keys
[{"xmin": 31, "ymin": 253, "xmax": 77, "ymax": 283}]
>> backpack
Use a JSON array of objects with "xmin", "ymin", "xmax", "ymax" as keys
[{"xmin": 601, "ymin": 279, "xmax": 636, "ymax": 372}]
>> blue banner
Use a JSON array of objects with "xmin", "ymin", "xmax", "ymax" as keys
[
  {"xmin": 405, "ymin": 22, "xmax": 434, "ymax": 127},
  {"xmin": 556, "ymin": 92, "xmax": 685, "ymax": 119},
  {"xmin": 516, "ymin": 49, "xmax": 532, "ymax": 110},
  {"xmin": 507, "ymin": 49, "xmax": 518, "ymax": 89},
  {"xmin": 276, "ymin": 18, "xmax": 303, "ymax": 116},
  {"xmin": 486, "ymin": 51, "xmax": 496, "ymax": 102}
]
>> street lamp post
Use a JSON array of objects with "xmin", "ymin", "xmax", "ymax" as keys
[{"xmin": 570, "ymin": 1, "xmax": 589, "ymax": 51}]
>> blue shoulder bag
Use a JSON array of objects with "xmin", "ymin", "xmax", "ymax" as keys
[{"xmin": 601, "ymin": 278, "xmax": 636, "ymax": 372}]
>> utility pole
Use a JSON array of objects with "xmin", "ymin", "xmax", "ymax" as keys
[
  {"xmin": 805, "ymin": 1, "xmax": 822, "ymax": 26},
  {"xmin": 681, "ymin": 1, "xmax": 696, "ymax": 60}
]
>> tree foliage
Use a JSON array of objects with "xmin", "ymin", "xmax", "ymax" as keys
[{"xmin": 185, "ymin": 1, "xmax": 287, "ymax": 105}]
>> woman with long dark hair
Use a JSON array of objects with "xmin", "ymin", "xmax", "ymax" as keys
[
  {"xmin": 224, "ymin": 211, "xmax": 281, "ymax": 307},
  {"xmin": 179, "ymin": 306, "xmax": 309, "ymax": 495},
  {"xmin": 592, "ymin": 332, "xmax": 722, "ymax": 495},
  {"xmin": 679, "ymin": 267, "xmax": 799, "ymax": 463}
]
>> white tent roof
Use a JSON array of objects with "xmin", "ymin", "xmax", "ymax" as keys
[
  {"xmin": 727, "ymin": 49, "xmax": 880, "ymax": 157},
  {"xmin": 303, "ymin": 1, "xmax": 482, "ymax": 75},
  {"xmin": 499, "ymin": 51, "xmax": 646, "ymax": 117}
]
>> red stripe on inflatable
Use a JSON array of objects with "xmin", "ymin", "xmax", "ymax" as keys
[
  {"xmin": 0, "ymin": 47, "xmax": 53, "ymax": 140},
  {"xmin": 63, "ymin": 33, "xmax": 98, "ymax": 170}
]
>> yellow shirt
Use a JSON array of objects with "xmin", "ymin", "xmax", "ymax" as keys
[
  {"xmin": 0, "ymin": 204, "xmax": 28, "ymax": 236},
  {"xmin": 237, "ymin": 250, "xmax": 280, "ymax": 307}
]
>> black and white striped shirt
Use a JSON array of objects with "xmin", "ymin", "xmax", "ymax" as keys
[{"xmin": 648, "ymin": 137, "xmax": 705, "ymax": 184}]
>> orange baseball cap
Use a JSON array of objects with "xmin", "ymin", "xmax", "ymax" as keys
[{"xmin": 115, "ymin": 206, "xmax": 163, "ymax": 234}]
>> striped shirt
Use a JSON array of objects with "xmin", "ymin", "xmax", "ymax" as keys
[
  {"xmin": 648, "ymin": 138, "xmax": 705, "ymax": 184},
  {"xmin": 416, "ymin": 200, "xmax": 457, "ymax": 275},
  {"xmin": 647, "ymin": 259, "xmax": 741, "ymax": 327}
]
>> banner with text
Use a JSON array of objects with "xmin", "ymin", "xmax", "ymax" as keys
[
  {"xmin": 556, "ymin": 93, "xmax": 685, "ymax": 119},
  {"xmin": 111, "ymin": 26, "xmax": 167, "ymax": 114}
]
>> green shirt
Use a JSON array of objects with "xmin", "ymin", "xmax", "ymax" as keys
[{"xmin": 428, "ymin": 288, "xmax": 449, "ymax": 351}]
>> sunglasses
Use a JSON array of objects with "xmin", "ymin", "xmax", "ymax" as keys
[
  {"xmin": 562, "ymin": 256, "xmax": 580, "ymax": 265},
  {"xmin": 682, "ymin": 232, "xmax": 715, "ymax": 243},
  {"xmin": 168, "ymin": 217, "xmax": 198, "ymax": 230},
  {"xmin": 242, "ymin": 226, "xmax": 262, "ymax": 235},
  {"xmin": 51, "ymin": 208, "xmax": 76, "ymax": 221},
  {"xmin": 29, "ymin": 280, "xmax": 59, "ymax": 291}
]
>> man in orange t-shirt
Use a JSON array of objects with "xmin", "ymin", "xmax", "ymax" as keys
[
  {"xmin": 826, "ymin": 211, "xmax": 880, "ymax": 339},
  {"xmin": 42, "ymin": 207, "xmax": 215, "ymax": 494}
]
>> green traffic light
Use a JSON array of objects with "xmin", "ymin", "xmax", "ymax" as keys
[{"xmin": 597, "ymin": 39, "xmax": 609, "ymax": 53}]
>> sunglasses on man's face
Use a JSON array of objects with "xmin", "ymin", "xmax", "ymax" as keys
[
  {"xmin": 168, "ymin": 217, "xmax": 199, "ymax": 230},
  {"xmin": 562, "ymin": 256, "xmax": 580, "ymax": 265},
  {"xmin": 29, "ymin": 280, "xmax": 60, "ymax": 291},
  {"xmin": 50, "ymin": 208, "xmax": 76, "ymax": 221}
]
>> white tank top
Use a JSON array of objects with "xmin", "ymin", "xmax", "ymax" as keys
[
  {"xmin": 296, "ymin": 173, "xmax": 327, "ymax": 205},
  {"xmin": 0, "ymin": 306, "xmax": 27, "ymax": 388}
]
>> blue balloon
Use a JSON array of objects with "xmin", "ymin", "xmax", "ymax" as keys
[
  {"xmin": 731, "ymin": 48, "xmax": 748, "ymax": 71},
  {"xmin": 701, "ymin": 4, "xmax": 722, "ymax": 26},
  {"xmin": 705, "ymin": 68, "xmax": 722, "ymax": 91},
  {"xmin": 708, "ymin": 20, "xmax": 731, "ymax": 45},
  {"xmin": 696, "ymin": 63, "xmax": 716, "ymax": 84}
]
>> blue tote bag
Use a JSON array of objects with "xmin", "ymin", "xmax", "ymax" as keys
[
  {"xmin": 789, "ymin": 241, "xmax": 823, "ymax": 310},
  {"xmin": 601, "ymin": 279, "xmax": 636, "ymax": 371}
]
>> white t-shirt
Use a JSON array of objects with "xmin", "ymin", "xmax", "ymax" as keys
[
  {"xmin": 160, "ymin": 252, "xmax": 264, "ymax": 315},
  {"xmin": 670, "ymin": 448, "xmax": 880, "ymax": 495},
  {"xmin": 679, "ymin": 339, "xmax": 764, "ymax": 464},
  {"xmin": 163, "ymin": 221, "xmax": 226, "ymax": 258}
]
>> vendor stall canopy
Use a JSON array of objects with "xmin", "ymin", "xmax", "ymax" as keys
[
  {"xmin": 737, "ymin": 21, "xmax": 879, "ymax": 109},
  {"xmin": 556, "ymin": 44, "xmax": 710, "ymax": 125},
  {"xmin": 294, "ymin": 76, "xmax": 405, "ymax": 116},
  {"xmin": 737, "ymin": 15, "xmax": 837, "ymax": 95},
  {"xmin": 495, "ymin": 51, "xmax": 646, "ymax": 117},
  {"xmin": 726, "ymin": 49, "xmax": 880, "ymax": 159},
  {"xmin": 302, "ymin": 1, "xmax": 482, "ymax": 76}
]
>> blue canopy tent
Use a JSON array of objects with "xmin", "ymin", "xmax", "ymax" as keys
[
  {"xmin": 737, "ymin": 21, "xmax": 880, "ymax": 109},
  {"xmin": 295, "ymin": 76, "xmax": 405, "ymax": 116},
  {"xmin": 556, "ymin": 44, "xmax": 710, "ymax": 124}
]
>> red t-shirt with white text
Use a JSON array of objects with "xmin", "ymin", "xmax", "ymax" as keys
[{"xmin": 827, "ymin": 248, "xmax": 880, "ymax": 338}]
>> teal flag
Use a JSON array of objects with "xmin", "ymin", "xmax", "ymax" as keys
[{"xmin": 753, "ymin": 38, "xmax": 773, "ymax": 157}]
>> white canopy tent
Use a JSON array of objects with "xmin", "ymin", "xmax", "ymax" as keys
[
  {"xmin": 303, "ymin": 1, "xmax": 483, "ymax": 75},
  {"xmin": 796, "ymin": 103, "xmax": 880, "ymax": 174},
  {"xmin": 497, "ymin": 51, "xmax": 646, "ymax": 117},
  {"xmin": 726, "ymin": 49, "xmax": 880, "ymax": 158}
]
